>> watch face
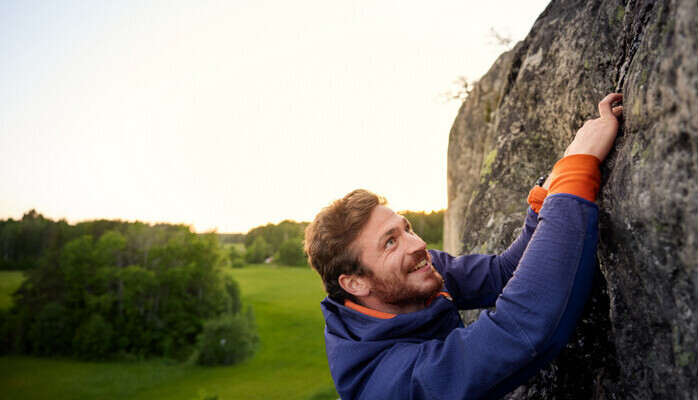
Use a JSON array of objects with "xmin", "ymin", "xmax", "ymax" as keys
[{"xmin": 536, "ymin": 174, "xmax": 549, "ymax": 187}]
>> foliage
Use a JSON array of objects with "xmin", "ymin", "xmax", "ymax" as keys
[
  {"xmin": 228, "ymin": 246, "xmax": 245, "ymax": 268},
  {"xmin": 278, "ymin": 237, "xmax": 307, "ymax": 266},
  {"xmin": 244, "ymin": 236, "xmax": 271, "ymax": 264},
  {"xmin": 73, "ymin": 313, "xmax": 113, "ymax": 360},
  {"xmin": 244, "ymin": 220, "xmax": 306, "ymax": 257},
  {"xmin": 28, "ymin": 302, "xmax": 73, "ymax": 356},
  {"xmin": 0, "ymin": 210, "xmax": 132, "ymax": 270},
  {"xmin": 215, "ymin": 233, "xmax": 245, "ymax": 245},
  {"xmin": 0, "ymin": 218, "xmax": 257, "ymax": 363},
  {"xmin": 398, "ymin": 210, "xmax": 445, "ymax": 249},
  {"xmin": 195, "ymin": 306, "xmax": 259, "ymax": 366},
  {"xmin": 223, "ymin": 275, "xmax": 242, "ymax": 315}
]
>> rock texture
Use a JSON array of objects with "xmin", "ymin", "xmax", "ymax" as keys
[{"xmin": 445, "ymin": 0, "xmax": 697, "ymax": 398}]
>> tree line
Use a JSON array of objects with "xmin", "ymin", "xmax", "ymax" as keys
[
  {"xmin": 0, "ymin": 211, "xmax": 257, "ymax": 365},
  {"xmin": 0, "ymin": 209, "xmax": 444, "ymax": 272}
]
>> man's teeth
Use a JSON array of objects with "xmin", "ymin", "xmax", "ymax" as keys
[{"xmin": 411, "ymin": 259, "xmax": 428, "ymax": 272}]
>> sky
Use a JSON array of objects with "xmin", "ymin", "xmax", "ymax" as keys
[{"xmin": 0, "ymin": 0, "xmax": 550, "ymax": 233}]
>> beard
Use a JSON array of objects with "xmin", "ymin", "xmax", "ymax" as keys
[{"xmin": 365, "ymin": 252, "xmax": 445, "ymax": 308}]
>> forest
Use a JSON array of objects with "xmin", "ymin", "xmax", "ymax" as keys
[{"xmin": 0, "ymin": 210, "xmax": 257, "ymax": 365}]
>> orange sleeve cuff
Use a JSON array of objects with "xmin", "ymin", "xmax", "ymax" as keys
[
  {"xmin": 548, "ymin": 154, "xmax": 601, "ymax": 202},
  {"xmin": 527, "ymin": 185, "xmax": 548, "ymax": 213}
]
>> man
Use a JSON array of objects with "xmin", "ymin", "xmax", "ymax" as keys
[{"xmin": 305, "ymin": 93, "xmax": 623, "ymax": 399}]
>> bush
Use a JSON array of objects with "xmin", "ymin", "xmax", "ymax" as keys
[
  {"xmin": 278, "ymin": 237, "xmax": 307, "ymax": 266},
  {"xmin": 74, "ymin": 313, "xmax": 113, "ymax": 360},
  {"xmin": 196, "ymin": 307, "xmax": 259, "ymax": 366},
  {"xmin": 231, "ymin": 259, "xmax": 245, "ymax": 269}
]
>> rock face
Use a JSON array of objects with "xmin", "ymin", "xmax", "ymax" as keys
[{"xmin": 445, "ymin": 0, "xmax": 697, "ymax": 398}]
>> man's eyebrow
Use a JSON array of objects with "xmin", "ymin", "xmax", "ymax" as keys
[
  {"xmin": 378, "ymin": 227, "xmax": 399, "ymax": 248},
  {"xmin": 377, "ymin": 217, "xmax": 410, "ymax": 248}
]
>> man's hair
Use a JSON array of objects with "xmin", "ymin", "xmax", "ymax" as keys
[{"xmin": 304, "ymin": 189, "xmax": 387, "ymax": 302}]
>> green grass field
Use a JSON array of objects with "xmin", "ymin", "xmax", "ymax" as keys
[{"xmin": 0, "ymin": 267, "xmax": 338, "ymax": 400}]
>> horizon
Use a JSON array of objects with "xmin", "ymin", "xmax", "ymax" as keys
[
  {"xmin": 6, "ymin": 205, "xmax": 447, "ymax": 235},
  {"xmin": 1, "ymin": 1, "xmax": 550, "ymax": 233}
]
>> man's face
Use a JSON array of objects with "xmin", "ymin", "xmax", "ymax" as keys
[{"xmin": 353, "ymin": 205, "xmax": 444, "ymax": 311}]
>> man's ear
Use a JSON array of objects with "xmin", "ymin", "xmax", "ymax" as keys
[{"xmin": 338, "ymin": 273, "xmax": 369, "ymax": 298}]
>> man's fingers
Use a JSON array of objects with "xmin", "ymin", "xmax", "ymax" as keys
[
  {"xmin": 612, "ymin": 106, "xmax": 623, "ymax": 118},
  {"xmin": 598, "ymin": 93, "xmax": 623, "ymax": 119}
]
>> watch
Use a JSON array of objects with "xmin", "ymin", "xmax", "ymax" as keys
[{"xmin": 535, "ymin": 174, "xmax": 549, "ymax": 187}]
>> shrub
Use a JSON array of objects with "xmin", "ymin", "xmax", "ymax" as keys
[
  {"xmin": 196, "ymin": 307, "xmax": 259, "ymax": 366},
  {"xmin": 231, "ymin": 259, "xmax": 245, "ymax": 269}
]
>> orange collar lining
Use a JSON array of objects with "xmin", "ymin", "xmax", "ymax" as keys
[
  {"xmin": 344, "ymin": 291, "xmax": 452, "ymax": 319},
  {"xmin": 427, "ymin": 291, "xmax": 452, "ymax": 306},
  {"xmin": 344, "ymin": 299, "xmax": 396, "ymax": 319}
]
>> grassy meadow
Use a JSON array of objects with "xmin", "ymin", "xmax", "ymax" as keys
[{"xmin": 0, "ymin": 267, "xmax": 338, "ymax": 400}]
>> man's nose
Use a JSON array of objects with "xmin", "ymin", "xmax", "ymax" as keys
[{"xmin": 406, "ymin": 232, "xmax": 427, "ymax": 254}]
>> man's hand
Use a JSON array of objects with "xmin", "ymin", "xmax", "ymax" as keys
[{"xmin": 564, "ymin": 93, "xmax": 623, "ymax": 163}]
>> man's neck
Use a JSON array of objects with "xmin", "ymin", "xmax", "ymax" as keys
[{"xmin": 357, "ymin": 296, "xmax": 425, "ymax": 315}]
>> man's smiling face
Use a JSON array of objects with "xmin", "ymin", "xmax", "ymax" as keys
[{"xmin": 351, "ymin": 205, "xmax": 444, "ymax": 313}]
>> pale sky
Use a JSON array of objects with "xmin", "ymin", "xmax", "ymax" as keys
[{"xmin": 1, "ymin": 0, "xmax": 550, "ymax": 233}]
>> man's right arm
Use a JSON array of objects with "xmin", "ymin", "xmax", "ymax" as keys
[
  {"xmin": 415, "ymin": 188, "xmax": 599, "ymax": 399},
  {"xmin": 412, "ymin": 93, "xmax": 623, "ymax": 399},
  {"xmin": 428, "ymin": 92, "xmax": 622, "ymax": 312}
]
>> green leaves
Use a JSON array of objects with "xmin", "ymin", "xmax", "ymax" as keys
[
  {"xmin": 195, "ymin": 306, "xmax": 259, "ymax": 366},
  {"xmin": 3, "ymin": 221, "xmax": 257, "ymax": 364}
]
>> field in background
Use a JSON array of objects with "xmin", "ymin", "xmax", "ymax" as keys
[{"xmin": 0, "ymin": 267, "xmax": 337, "ymax": 400}]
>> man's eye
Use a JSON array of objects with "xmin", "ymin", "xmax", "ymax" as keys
[{"xmin": 386, "ymin": 238, "xmax": 396, "ymax": 248}]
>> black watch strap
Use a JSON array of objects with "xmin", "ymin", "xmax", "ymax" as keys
[{"xmin": 535, "ymin": 174, "xmax": 549, "ymax": 187}]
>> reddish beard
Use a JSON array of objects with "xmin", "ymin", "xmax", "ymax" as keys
[{"xmin": 365, "ymin": 252, "xmax": 445, "ymax": 308}]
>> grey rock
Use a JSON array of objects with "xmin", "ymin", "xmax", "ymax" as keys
[{"xmin": 445, "ymin": 0, "xmax": 697, "ymax": 398}]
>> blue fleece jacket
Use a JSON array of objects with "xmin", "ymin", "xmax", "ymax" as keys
[{"xmin": 320, "ymin": 193, "xmax": 599, "ymax": 400}]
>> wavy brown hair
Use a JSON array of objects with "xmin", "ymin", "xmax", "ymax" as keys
[{"xmin": 304, "ymin": 189, "xmax": 387, "ymax": 302}]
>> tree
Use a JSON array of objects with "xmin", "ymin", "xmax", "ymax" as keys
[
  {"xmin": 244, "ymin": 220, "xmax": 306, "ymax": 256},
  {"xmin": 244, "ymin": 236, "xmax": 271, "ymax": 264},
  {"xmin": 278, "ymin": 237, "xmax": 307, "ymax": 266},
  {"xmin": 73, "ymin": 313, "xmax": 113, "ymax": 360},
  {"xmin": 2, "ymin": 219, "xmax": 257, "ymax": 364}
]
